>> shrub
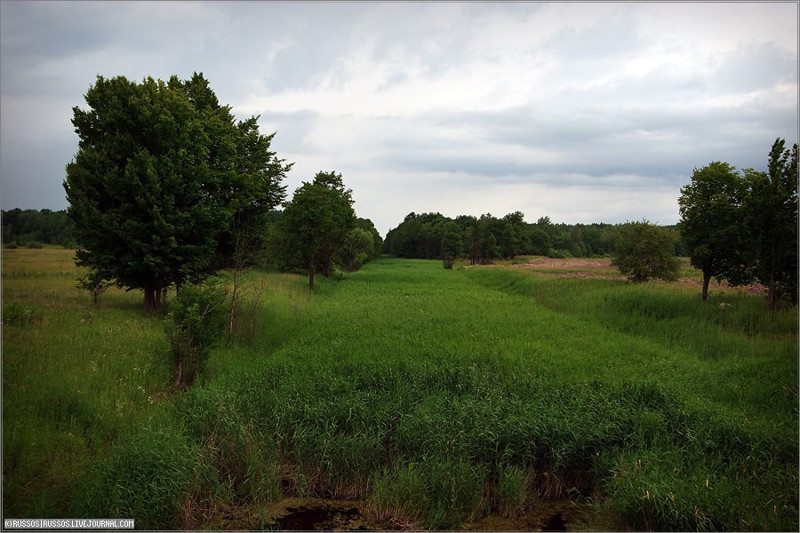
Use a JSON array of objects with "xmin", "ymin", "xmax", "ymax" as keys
[
  {"xmin": 167, "ymin": 279, "xmax": 228, "ymax": 388},
  {"xmin": 442, "ymin": 230, "xmax": 463, "ymax": 269},
  {"xmin": 25, "ymin": 241, "xmax": 44, "ymax": 249},
  {"xmin": 612, "ymin": 221, "xmax": 680, "ymax": 282}
]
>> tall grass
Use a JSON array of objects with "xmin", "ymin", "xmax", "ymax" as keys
[
  {"xmin": 3, "ymin": 250, "xmax": 173, "ymax": 516},
  {"xmin": 4, "ymin": 251, "xmax": 797, "ymax": 530}
]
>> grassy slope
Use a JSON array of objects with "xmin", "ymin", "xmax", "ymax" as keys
[{"xmin": 4, "ymin": 252, "xmax": 798, "ymax": 530}]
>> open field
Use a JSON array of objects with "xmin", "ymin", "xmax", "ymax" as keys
[{"xmin": 3, "ymin": 249, "xmax": 798, "ymax": 530}]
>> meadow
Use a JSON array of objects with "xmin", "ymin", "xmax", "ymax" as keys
[{"xmin": 2, "ymin": 248, "xmax": 798, "ymax": 530}]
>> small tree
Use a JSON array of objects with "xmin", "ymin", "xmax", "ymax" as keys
[
  {"xmin": 744, "ymin": 139, "xmax": 798, "ymax": 309},
  {"xmin": 167, "ymin": 279, "xmax": 228, "ymax": 388},
  {"xmin": 678, "ymin": 161, "xmax": 753, "ymax": 302},
  {"xmin": 278, "ymin": 171, "xmax": 355, "ymax": 290},
  {"xmin": 441, "ymin": 229, "xmax": 463, "ymax": 269},
  {"xmin": 76, "ymin": 270, "xmax": 112, "ymax": 306},
  {"xmin": 612, "ymin": 221, "xmax": 680, "ymax": 283}
]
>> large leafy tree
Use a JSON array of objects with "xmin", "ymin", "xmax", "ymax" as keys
[
  {"xmin": 744, "ymin": 139, "xmax": 798, "ymax": 309},
  {"xmin": 64, "ymin": 73, "xmax": 289, "ymax": 310},
  {"xmin": 678, "ymin": 162, "xmax": 752, "ymax": 302},
  {"xmin": 278, "ymin": 171, "xmax": 356, "ymax": 290}
]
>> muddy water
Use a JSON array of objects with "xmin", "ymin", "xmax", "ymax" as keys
[{"xmin": 204, "ymin": 497, "xmax": 591, "ymax": 531}]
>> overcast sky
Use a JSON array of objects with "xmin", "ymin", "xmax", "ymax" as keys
[{"xmin": 1, "ymin": 1, "xmax": 797, "ymax": 236}]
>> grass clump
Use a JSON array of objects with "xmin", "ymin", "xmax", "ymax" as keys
[
  {"xmin": 71, "ymin": 416, "xmax": 198, "ymax": 530},
  {"xmin": 496, "ymin": 464, "xmax": 530, "ymax": 518},
  {"xmin": 2, "ymin": 301, "xmax": 45, "ymax": 326}
]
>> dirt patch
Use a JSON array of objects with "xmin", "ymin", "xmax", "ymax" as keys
[
  {"xmin": 512, "ymin": 257, "xmax": 615, "ymax": 271},
  {"xmin": 508, "ymin": 257, "xmax": 768, "ymax": 294}
]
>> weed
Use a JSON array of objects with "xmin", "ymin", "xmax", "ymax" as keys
[{"xmin": 2, "ymin": 301, "xmax": 44, "ymax": 326}]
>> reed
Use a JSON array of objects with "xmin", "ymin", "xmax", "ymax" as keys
[{"xmin": 4, "ymin": 251, "xmax": 797, "ymax": 530}]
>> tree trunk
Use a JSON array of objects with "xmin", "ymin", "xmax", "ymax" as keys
[
  {"xmin": 144, "ymin": 283, "xmax": 164, "ymax": 311},
  {"xmin": 766, "ymin": 241, "xmax": 778, "ymax": 311},
  {"xmin": 768, "ymin": 266, "xmax": 777, "ymax": 311},
  {"xmin": 701, "ymin": 270, "xmax": 711, "ymax": 303},
  {"xmin": 308, "ymin": 260, "xmax": 315, "ymax": 291},
  {"xmin": 174, "ymin": 360, "xmax": 183, "ymax": 389},
  {"xmin": 144, "ymin": 286, "xmax": 158, "ymax": 312},
  {"xmin": 228, "ymin": 270, "xmax": 239, "ymax": 342}
]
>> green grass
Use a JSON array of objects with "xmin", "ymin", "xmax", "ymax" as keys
[
  {"xmin": 2, "ymin": 250, "xmax": 172, "ymax": 517},
  {"xmin": 3, "ymin": 252, "xmax": 797, "ymax": 530}
]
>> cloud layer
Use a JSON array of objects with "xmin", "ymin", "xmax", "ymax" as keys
[{"xmin": 1, "ymin": 1, "xmax": 796, "ymax": 236}]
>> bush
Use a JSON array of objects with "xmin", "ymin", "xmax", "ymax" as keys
[
  {"xmin": 25, "ymin": 241, "xmax": 44, "ymax": 249},
  {"xmin": 167, "ymin": 279, "xmax": 228, "ymax": 388},
  {"xmin": 612, "ymin": 221, "xmax": 680, "ymax": 282}
]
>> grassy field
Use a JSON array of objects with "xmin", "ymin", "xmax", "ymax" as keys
[{"xmin": 2, "ymin": 249, "xmax": 798, "ymax": 530}]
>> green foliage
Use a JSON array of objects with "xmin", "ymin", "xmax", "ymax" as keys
[
  {"xmin": 496, "ymin": 465, "xmax": 529, "ymax": 518},
  {"xmin": 339, "ymin": 227, "xmax": 375, "ymax": 272},
  {"xmin": 384, "ymin": 211, "xmax": 632, "ymax": 261},
  {"xmin": 2, "ymin": 208, "xmax": 76, "ymax": 247},
  {"xmin": 2, "ymin": 301, "xmax": 45, "ymax": 326},
  {"xmin": 679, "ymin": 140, "xmax": 798, "ymax": 307},
  {"xmin": 75, "ymin": 270, "xmax": 112, "ymax": 306},
  {"xmin": 73, "ymin": 419, "xmax": 198, "ymax": 530},
  {"xmin": 3, "ymin": 249, "xmax": 173, "ymax": 519},
  {"xmin": 277, "ymin": 171, "xmax": 356, "ymax": 289},
  {"xmin": 679, "ymin": 161, "xmax": 753, "ymax": 299},
  {"xmin": 63, "ymin": 73, "xmax": 288, "ymax": 310},
  {"xmin": 441, "ymin": 227, "xmax": 463, "ymax": 269},
  {"xmin": 167, "ymin": 279, "xmax": 228, "ymax": 388},
  {"xmin": 5, "ymin": 251, "xmax": 797, "ymax": 530},
  {"xmin": 744, "ymin": 139, "xmax": 798, "ymax": 308},
  {"xmin": 612, "ymin": 221, "xmax": 681, "ymax": 282}
]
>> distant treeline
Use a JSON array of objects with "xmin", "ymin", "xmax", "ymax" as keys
[
  {"xmin": 383, "ymin": 211, "xmax": 683, "ymax": 261},
  {"xmin": 3, "ymin": 207, "xmax": 685, "ymax": 262},
  {"xmin": 2, "ymin": 208, "xmax": 76, "ymax": 248}
]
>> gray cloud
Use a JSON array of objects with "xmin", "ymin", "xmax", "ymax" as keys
[{"xmin": 0, "ymin": 1, "xmax": 796, "ymax": 237}]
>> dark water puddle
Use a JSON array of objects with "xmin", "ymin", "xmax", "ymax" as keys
[
  {"xmin": 542, "ymin": 511, "xmax": 566, "ymax": 531},
  {"xmin": 206, "ymin": 496, "xmax": 590, "ymax": 531},
  {"xmin": 272, "ymin": 505, "xmax": 369, "ymax": 531},
  {"xmin": 465, "ymin": 500, "xmax": 587, "ymax": 531}
]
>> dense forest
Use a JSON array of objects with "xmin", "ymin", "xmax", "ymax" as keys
[
  {"xmin": 2, "ymin": 207, "xmax": 682, "ymax": 263},
  {"xmin": 382, "ymin": 211, "xmax": 682, "ymax": 262},
  {"xmin": 2, "ymin": 208, "xmax": 76, "ymax": 248}
]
